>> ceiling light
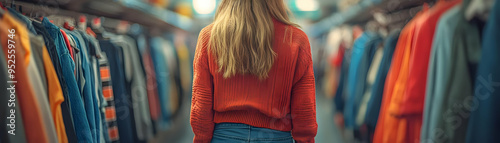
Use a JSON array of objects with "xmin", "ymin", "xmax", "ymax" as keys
[
  {"xmin": 296, "ymin": 0, "xmax": 319, "ymax": 11},
  {"xmin": 193, "ymin": 0, "xmax": 216, "ymax": 14}
]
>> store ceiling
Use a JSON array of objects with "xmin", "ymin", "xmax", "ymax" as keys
[{"xmin": 165, "ymin": 0, "xmax": 341, "ymax": 21}]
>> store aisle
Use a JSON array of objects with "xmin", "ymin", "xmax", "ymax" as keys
[{"xmin": 315, "ymin": 93, "xmax": 344, "ymax": 143}]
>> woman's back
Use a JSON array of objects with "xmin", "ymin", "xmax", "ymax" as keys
[{"xmin": 190, "ymin": 1, "xmax": 317, "ymax": 143}]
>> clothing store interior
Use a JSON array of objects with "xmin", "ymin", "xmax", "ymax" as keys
[{"xmin": 0, "ymin": 0, "xmax": 499, "ymax": 142}]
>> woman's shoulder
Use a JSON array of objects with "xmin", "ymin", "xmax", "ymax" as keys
[
  {"xmin": 287, "ymin": 26, "xmax": 310, "ymax": 51},
  {"xmin": 199, "ymin": 24, "xmax": 214, "ymax": 38},
  {"xmin": 289, "ymin": 26, "xmax": 307, "ymax": 39}
]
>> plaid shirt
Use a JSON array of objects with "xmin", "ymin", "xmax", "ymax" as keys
[{"xmin": 99, "ymin": 53, "xmax": 119, "ymax": 142}]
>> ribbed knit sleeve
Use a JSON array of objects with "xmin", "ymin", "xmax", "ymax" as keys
[
  {"xmin": 190, "ymin": 26, "xmax": 214, "ymax": 143},
  {"xmin": 290, "ymin": 33, "xmax": 318, "ymax": 143}
]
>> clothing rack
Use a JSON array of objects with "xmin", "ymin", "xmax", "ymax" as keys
[
  {"xmin": 2, "ymin": 0, "xmax": 192, "ymax": 32},
  {"xmin": 309, "ymin": 0, "xmax": 433, "ymax": 37},
  {"xmin": 344, "ymin": 0, "xmax": 431, "ymax": 25}
]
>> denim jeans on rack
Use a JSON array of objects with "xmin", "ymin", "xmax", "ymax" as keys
[{"xmin": 211, "ymin": 123, "xmax": 294, "ymax": 143}]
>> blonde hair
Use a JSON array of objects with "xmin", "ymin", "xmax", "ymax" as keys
[{"xmin": 209, "ymin": 0, "xmax": 298, "ymax": 79}]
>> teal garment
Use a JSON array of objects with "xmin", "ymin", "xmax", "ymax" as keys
[
  {"xmin": 421, "ymin": 6, "xmax": 461, "ymax": 143},
  {"xmin": 344, "ymin": 32, "xmax": 383, "ymax": 129},
  {"xmin": 150, "ymin": 37, "xmax": 171, "ymax": 130},
  {"xmin": 466, "ymin": 0, "xmax": 500, "ymax": 142},
  {"xmin": 441, "ymin": 1, "xmax": 483, "ymax": 142}
]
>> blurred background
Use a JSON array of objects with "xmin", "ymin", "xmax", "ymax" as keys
[{"xmin": 3, "ymin": 0, "xmax": 495, "ymax": 142}]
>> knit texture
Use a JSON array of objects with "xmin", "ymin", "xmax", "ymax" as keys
[{"xmin": 190, "ymin": 19, "xmax": 317, "ymax": 143}]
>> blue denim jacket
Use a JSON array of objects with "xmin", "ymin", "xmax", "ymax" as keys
[
  {"xmin": 64, "ymin": 29, "xmax": 100, "ymax": 143},
  {"xmin": 42, "ymin": 18, "xmax": 93, "ymax": 142}
]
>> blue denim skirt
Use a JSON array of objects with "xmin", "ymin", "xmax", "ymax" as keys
[{"xmin": 211, "ymin": 123, "xmax": 294, "ymax": 143}]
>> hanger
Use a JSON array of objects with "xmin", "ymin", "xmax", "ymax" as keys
[
  {"xmin": 465, "ymin": 0, "xmax": 494, "ymax": 21},
  {"xmin": 63, "ymin": 22, "xmax": 74, "ymax": 31},
  {"xmin": 0, "ymin": 8, "xmax": 4, "ymax": 18},
  {"xmin": 78, "ymin": 15, "xmax": 87, "ymax": 31},
  {"xmin": 28, "ymin": 4, "xmax": 42, "ymax": 23},
  {"xmin": 0, "ymin": 1, "xmax": 5, "ymax": 17},
  {"xmin": 29, "ymin": 4, "xmax": 34, "ymax": 17},
  {"xmin": 9, "ymin": 0, "xmax": 15, "ymax": 9}
]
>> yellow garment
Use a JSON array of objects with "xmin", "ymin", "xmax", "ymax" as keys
[
  {"xmin": 176, "ymin": 44, "xmax": 192, "ymax": 92},
  {"xmin": 2, "ymin": 14, "xmax": 30, "ymax": 65},
  {"xmin": 42, "ymin": 45, "xmax": 68, "ymax": 143},
  {"xmin": 3, "ymin": 13, "xmax": 61, "ymax": 143},
  {"xmin": 0, "ymin": 15, "xmax": 49, "ymax": 143}
]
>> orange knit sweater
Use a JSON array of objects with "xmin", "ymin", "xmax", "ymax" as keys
[{"xmin": 190, "ymin": 19, "xmax": 317, "ymax": 143}]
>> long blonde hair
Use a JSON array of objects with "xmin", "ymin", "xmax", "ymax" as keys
[{"xmin": 209, "ymin": 0, "xmax": 298, "ymax": 79}]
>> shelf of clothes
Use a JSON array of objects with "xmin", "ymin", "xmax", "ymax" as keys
[
  {"xmin": 0, "ymin": 5, "xmax": 192, "ymax": 143},
  {"xmin": 327, "ymin": 0, "xmax": 500, "ymax": 142}
]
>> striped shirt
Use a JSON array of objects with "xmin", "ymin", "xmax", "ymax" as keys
[{"xmin": 99, "ymin": 53, "xmax": 120, "ymax": 143}]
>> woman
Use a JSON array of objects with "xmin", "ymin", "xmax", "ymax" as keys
[{"xmin": 190, "ymin": 0, "xmax": 317, "ymax": 142}]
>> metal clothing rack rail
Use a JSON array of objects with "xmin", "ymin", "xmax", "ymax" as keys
[
  {"xmin": 309, "ymin": 0, "xmax": 433, "ymax": 38},
  {"xmin": 3, "ymin": 0, "xmax": 192, "ymax": 32}
]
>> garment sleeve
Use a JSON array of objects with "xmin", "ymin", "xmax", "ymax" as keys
[
  {"xmin": 190, "ymin": 27, "xmax": 215, "ymax": 143},
  {"xmin": 290, "ymin": 36, "xmax": 318, "ymax": 143}
]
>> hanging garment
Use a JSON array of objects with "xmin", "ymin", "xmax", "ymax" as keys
[
  {"xmin": 333, "ymin": 44, "xmax": 351, "ymax": 114},
  {"xmin": 441, "ymin": 4, "xmax": 482, "ymax": 142},
  {"xmin": 29, "ymin": 35, "xmax": 48, "ymax": 92},
  {"xmin": 356, "ymin": 44, "xmax": 383, "ymax": 127},
  {"xmin": 32, "ymin": 20, "xmax": 78, "ymax": 143},
  {"xmin": 466, "ymin": 0, "xmax": 500, "ymax": 142},
  {"xmin": 163, "ymin": 39, "xmax": 182, "ymax": 116},
  {"xmin": 32, "ymin": 21, "xmax": 78, "ymax": 142},
  {"xmin": 100, "ymin": 40, "xmax": 135, "ymax": 143},
  {"xmin": 344, "ymin": 32, "xmax": 383, "ymax": 129},
  {"xmin": 64, "ymin": 29, "xmax": 100, "ymax": 143},
  {"xmin": 6, "ymin": 8, "xmax": 36, "ymax": 34},
  {"xmin": 84, "ymin": 31, "xmax": 104, "ymax": 143},
  {"xmin": 364, "ymin": 30, "xmax": 400, "ymax": 132},
  {"xmin": 43, "ymin": 17, "xmax": 93, "ymax": 142},
  {"xmin": 32, "ymin": 33, "xmax": 69, "ymax": 143},
  {"xmin": 60, "ymin": 30, "xmax": 74, "ymax": 61},
  {"xmin": 0, "ymin": 18, "xmax": 49, "ymax": 143},
  {"xmin": 150, "ymin": 37, "xmax": 172, "ymax": 130},
  {"xmin": 3, "ymin": 13, "xmax": 59, "ymax": 143},
  {"xmin": 79, "ymin": 30, "xmax": 108, "ymax": 143},
  {"xmin": 421, "ymin": 5, "xmax": 461, "ymax": 143},
  {"xmin": 399, "ymin": 0, "xmax": 462, "ymax": 116},
  {"xmin": 176, "ymin": 43, "xmax": 192, "ymax": 92},
  {"xmin": 0, "ymin": 31, "xmax": 27, "ymax": 143},
  {"xmin": 377, "ymin": 1, "xmax": 461, "ymax": 142},
  {"xmin": 140, "ymin": 37, "xmax": 161, "ymax": 122},
  {"xmin": 99, "ymin": 52, "xmax": 120, "ymax": 143},
  {"xmin": 423, "ymin": 0, "xmax": 483, "ymax": 141},
  {"xmin": 111, "ymin": 35, "xmax": 154, "ymax": 141},
  {"xmin": 374, "ymin": 9, "xmax": 421, "ymax": 142}
]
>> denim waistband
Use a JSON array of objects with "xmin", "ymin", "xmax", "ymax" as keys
[
  {"xmin": 215, "ymin": 123, "xmax": 252, "ymax": 128},
  {"xmin": 214, "ymin": 123, "xmax": 291, "ymax": 133}
]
